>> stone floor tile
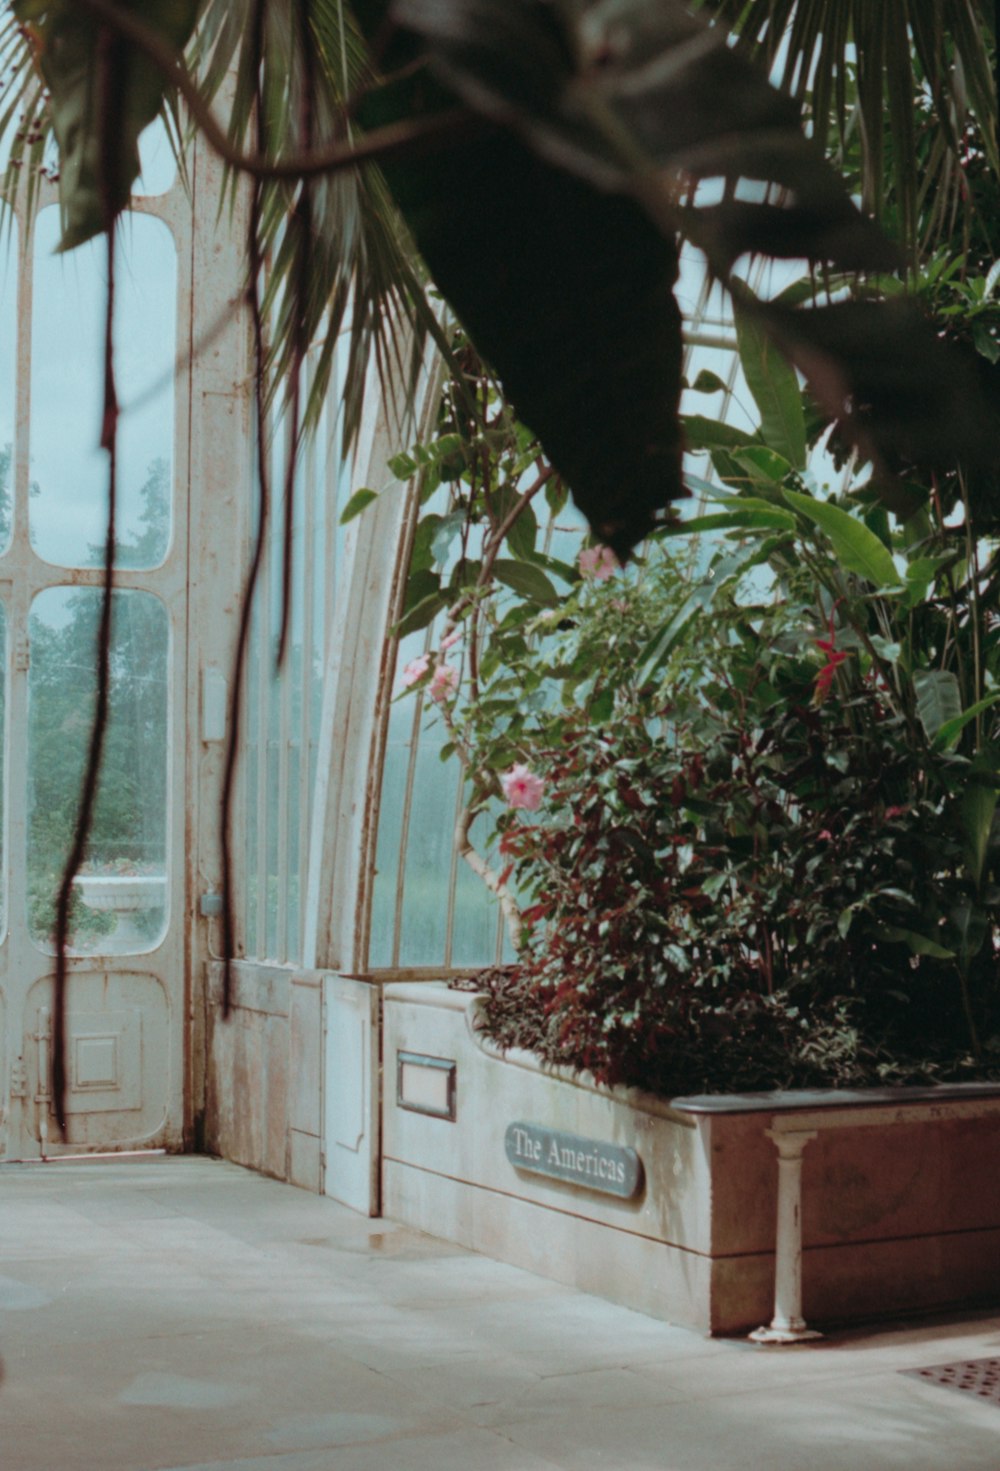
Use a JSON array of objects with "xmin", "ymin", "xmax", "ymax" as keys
[{"xmin": 4, "ymin": 1157, "xmax": 1000, "ymax": 1471}]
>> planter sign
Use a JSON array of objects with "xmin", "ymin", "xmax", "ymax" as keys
[{"xmin": 505, "ymin": 1121, "xmax": 642, "ymax": 1199}]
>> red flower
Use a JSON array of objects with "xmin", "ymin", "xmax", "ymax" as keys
[{"xmin": 814, "ymin": 638, "xmax": 847, "ymax": 703}]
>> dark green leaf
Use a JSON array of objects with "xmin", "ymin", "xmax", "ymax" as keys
[
  {"xmin": 410, "ymin": 515, "xmax": 443, "ymax": 574},
  {"xmin": 588, "ymin": 687, "xmax": 614, "ymax": 722},
  {"xmin": 13, "ymin": 0, "xmax": 199, "ymax": 248},
  {"xmin": 690, "ymin": 369, "xmax": 726, "ymax": 393},
  {"xmin": 432, "ymin": 511, "xmax": 467, "ymax": 566},
  {"xmin": 913, "ymin": 668, "xmax": 963, "ymax": 741},
  {"xmin": 661, "ymin": 509, "xmax": 796, "ymax": 535},
  {"xmin": 681, "ymin": 416, "xmax": 756, "ymax": 452},
  {"xmin": 874, "ymin": 926, "xmax": 955, "ymax": 960},
  {"xmin": 733, "ymin": 447, "xmax": 793, "ymax": 486},
  {"xmin": 492, "ymin": 558, "xmax": 560, "ymax": 606},
  {"xmin": 388, "ymin": 452, "xmax": 419, "ymax": 480},
  {"xmin": 506, "ymin": 501, "xmax": 538, "ymax": 559},
  {"xmin": 733, "ymin": 301, "xmax": 806, "ymax": 467},
  {"xmin": 394, "ymin": 591, "xmax": 446, "ymax": 637},
  {"xmin": 934, "ymin": 693, "xmax": 1000, "ymax": 753},
  {"xmin": 402, "ymin": 567, "xmax": 441, "ymax": 614},
  {"xmin": 960, "ymin": 779, "xmax": 999, "ymax": 888},
  {"xmin": 340, "ymin": 487, "xmax": 378, "ymax": 524},
  {"xmin": 784, "ymin": 489, "xmax": 901, "ymax": 587}
]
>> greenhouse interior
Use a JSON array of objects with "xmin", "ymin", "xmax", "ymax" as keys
[{"xmin": 4, "ymin": 3, "xmax": 1000, "ymax": 1469}]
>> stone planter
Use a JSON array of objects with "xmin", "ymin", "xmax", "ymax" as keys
[{"xmin": 382, "ymin": 981, "xmax": 1000, "ymax": 1337}]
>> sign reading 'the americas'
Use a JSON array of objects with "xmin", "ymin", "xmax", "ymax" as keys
[{"xmin": 505, "ymin": 1122, "xmax": 643, "ymax": 1200}]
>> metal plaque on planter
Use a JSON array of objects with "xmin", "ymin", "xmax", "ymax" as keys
[{"xmin": 505, "ymin": 1122, "xmax": 643, "ymax": 1199}]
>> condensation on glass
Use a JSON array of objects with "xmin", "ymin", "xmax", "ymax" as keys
[
  {"xmin": 243, "ymin": 355, "xmax": 348, "ymax": 964},
  {"xmin": 29, "ymin": 206, "xmax": 176, "ymax": 569},
  {"xmin": 27, "ymin": 587, "xmax": 170, "ymax": 954}
]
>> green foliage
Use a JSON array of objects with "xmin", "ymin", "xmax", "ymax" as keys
[
  {"xmin": 388, "ymin": 279, "xmax": 1000, "ymax": 1092},
  {"xmin": 697, "ymin": 0, "xmax": 998, "ymax": 260}
]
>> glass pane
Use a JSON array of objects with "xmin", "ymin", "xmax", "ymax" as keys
[
  {"xmin": 450, "ymin": 806, "xmax": 506, "ymax": 969},
  {"xmin": 398, "ymin": 739, "xmax": 461, "ymax": 965},
  {"xmin": 0, "ymin": 602, "xmax": 7, "ymax": 939},
  {"xmin": 0, "ymin": 207, "xmax": 16, "ymax": 557},
  {"xmin": 368, "ymin": 687, "xmax": 416, "ymax": 969},
  {"xmin": 241, "ymin": 358, "xmax": 346, "ymax": 964},
  {"xmin": 28, "ymin": 588, "xmax": 169, "ymax": 954},
  {"xmin": 135, "ymin": 119, "xmax": 178, "ymax": 197},
  {"xmin": 30, "ymin": 207, "xmax": 176, "ymax": 569}
]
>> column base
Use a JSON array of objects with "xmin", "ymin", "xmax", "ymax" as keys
[{"xmin": 749, "ymin": 1323, "xmax": 824, "ymax": 1345}]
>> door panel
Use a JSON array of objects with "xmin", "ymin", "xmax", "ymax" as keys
[{"xmin": 20, "ymin": 972, "xmax": 172, "ymax": 1149}]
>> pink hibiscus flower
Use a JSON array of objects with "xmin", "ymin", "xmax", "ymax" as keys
[
  {"xmin": 429, "ymin": 663, "xmax": 459, "ymax": 702},
  {"xmin": 501, "ymin": 763, "xmax": 545, "ymax": 811},
  {"xmin": 400, "ymin": 654, "xmax": 430, "ymax": 688},
  {"xmin": 578, "ymin": 545, "xmax": 619, "ymax": 581}
]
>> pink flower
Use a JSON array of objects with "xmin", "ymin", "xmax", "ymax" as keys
[
  {"xmin": 401, "ymin": 654, "xmax": 430, "ymax": 688},
  {"xmin": 429, "ymin": 662, "xmax": 459, "ymax": 702},
  {"xmin": 440, "ymin": 628, "xmax": 462, "ymax": 651},
  {"xmin": 578, "ymin": 544, "xmax": 619, "ymax": 581},
  {"xmin": 501, "ymin": 763, "xmax": 545, "ymax": 811}
]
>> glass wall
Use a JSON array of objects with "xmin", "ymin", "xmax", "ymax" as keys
[{"xmin": 242, "ymin": 358, "xmax": 350, "ymax": 964}]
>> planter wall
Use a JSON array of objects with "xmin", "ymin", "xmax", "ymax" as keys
[{"xmin": 382, "ymin": 982, "xmax": 1000, "ymax": 1335}]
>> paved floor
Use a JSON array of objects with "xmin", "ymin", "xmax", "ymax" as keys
[{"xmin": 2, "ymin": 1156, "xmax": 1000, "ymax": 1470}]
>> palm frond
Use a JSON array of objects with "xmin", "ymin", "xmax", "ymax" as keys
[
  {"xmin": 695, "ymin": 0, "xmax": 998, "ymax": 260},
  {"xmin": 0, "ymin": 11, "xmax": 56, "ymax": 228},
  {"xmin": 192, "ymin": 0, "xmax": 453, "ymax": 452}
]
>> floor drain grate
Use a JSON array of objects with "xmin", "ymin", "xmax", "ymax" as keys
[{"xmin": 903, "ymin": 1359, "xmax": 1000, "ymax": 1406}]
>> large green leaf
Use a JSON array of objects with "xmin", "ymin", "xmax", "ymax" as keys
[
  {"xmin": 733, "ymin": 300, "xmax": 806, "ymax": 468},
  {"xmin": 960, "ymin": 779, "xmax": 999, "ymax": 889},
  {"xmin": 783, "ymin": 489, "xmax": 901, "ymax": 587},
  {"xmin": 681, "ymin": 417, "xmax": 757, "ymax": 452},
  {"xmin": 913, "ymin": 668, "xmax": 963, "ymax": 742},
  {"xmin": 934, "ymin": 692, "xmax": 1000, "ymax": 753},
  {"xmin": 661, "ymin": 508, "xmax": 796, "ymax": 536},
  {"xmin": 492, "ymin": 558, "xmax": 559, "ymax": 606},
  {"xmin": 13, "ymin": 0, "xmax": 199, "ymax": 248},
  {"xmin": 874, "ymin": 925, "xmax": 955, "ymax": 960}
]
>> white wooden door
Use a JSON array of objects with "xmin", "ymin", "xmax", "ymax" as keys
[{"xmin": 0, "ymin": 140, "xmax": 195, "ymax": 1159}]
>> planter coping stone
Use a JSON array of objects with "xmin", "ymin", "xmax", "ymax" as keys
[
  {"xmin": 671, "ymin": 1083, "xmax": 1000, "ymax": 1114},
  {"xmin": 385, "ymin": 981, "xmax": 1000, "ymax": 1118}
]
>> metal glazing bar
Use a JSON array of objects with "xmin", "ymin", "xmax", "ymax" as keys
[
  {"xmin": 276, "ymin": 418, "xmax": 294, "ymax": 965},
  {"xmin": 443, "ymin": 757, "xmax": 465, "ymax": 969},
  {"xmin": 297, "ymin": 362, "xmax": 319, "ymax": 962},
  {"xmin": 392, "ymin": 677, "xmax": 425, "ymax": 971},
  {"xmin": 254, "ymin": 496, "xmax": 271, "ymax": 961}
]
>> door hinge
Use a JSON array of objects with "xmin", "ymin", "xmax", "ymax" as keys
[{"xmin": 14, "ymin": 637, "xmax": 29, "ymax": 672}]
